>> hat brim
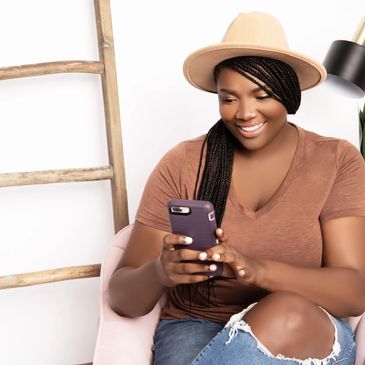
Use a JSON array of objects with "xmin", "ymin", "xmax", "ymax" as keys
[{"xmin": 183, "ymin": 43, "xmax": 327, "ymax": 92}]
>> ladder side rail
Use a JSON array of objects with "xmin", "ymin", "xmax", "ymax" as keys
[{"xmin": 94, "ymin": 0, "xmax": 129, "ymax": 233}]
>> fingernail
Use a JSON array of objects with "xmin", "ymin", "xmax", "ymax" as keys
[
  {"xmin": 209, "ymin": 264, "xmax": 217, "ymax": 271},
  {"xmin": 217, "ymin": 228, "xmax": 223, "ymax": 235},
  {"xmin": 212, "ymin": 253, "xmax": 221, "ymax": 261},
  {"xmin": 238, "ymin": 269, "xmax": 246, "ymax": 277},
  {"xmin": 198, "ymin": 252, "xmax": 208, "ymax": 261},
  {"xmin": 183, "ymin": 236, "xmax": 193, "ymax": 244}
]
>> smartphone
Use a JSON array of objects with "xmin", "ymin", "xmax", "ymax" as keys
[{"xmin": 167, "ymin": 199, "xmax": 223, "ymax": 276}]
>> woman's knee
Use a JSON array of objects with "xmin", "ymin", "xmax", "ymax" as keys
[
  {"xmin": 242, "ymin": 291, "xmax": 335, "ymax": 358},
  {"xmin": 244, "ymin": 291, "xmax": 328, "ymax": 329}
]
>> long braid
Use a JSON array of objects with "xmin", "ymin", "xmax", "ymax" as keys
[{"xmin": 193, "ymin": 120, "xmax": 234, "ymax": 226}]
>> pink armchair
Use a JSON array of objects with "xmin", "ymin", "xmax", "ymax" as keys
[{"xmin": 93, "ymin": 224, "xmax": 365, "ymax": 365}]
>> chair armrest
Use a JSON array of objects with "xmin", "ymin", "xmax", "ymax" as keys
[
  {"xmin": 93, "ymin": 224, "xmax": 163, "ymax": 365},
  {"xmin": 93, "ymin": 300, "xmax": 161, "ymax": 365}
]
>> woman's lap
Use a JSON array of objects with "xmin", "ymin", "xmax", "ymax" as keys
[{"xmin": 152, "ymin": 307, "xmax": 356, "ymax": 365}]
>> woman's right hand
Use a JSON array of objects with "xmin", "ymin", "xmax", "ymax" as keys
[{"xmin": 155, "ymin": 233, "xmax": 216, "ymax": 287}]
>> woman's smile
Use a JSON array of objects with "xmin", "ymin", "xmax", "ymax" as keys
[{"xmin": 235, "ymin": 121, "xmax": 267, "ymax": 138}]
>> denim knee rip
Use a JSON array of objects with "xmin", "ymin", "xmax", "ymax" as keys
[{"xmin": 224, "ymin": 303, "xmax": 341, "ymax": 365}]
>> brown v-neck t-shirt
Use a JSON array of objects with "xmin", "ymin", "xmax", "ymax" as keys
[{"xmin": 136, "ymin": 123, "xmax": 365, "ymax": 323}]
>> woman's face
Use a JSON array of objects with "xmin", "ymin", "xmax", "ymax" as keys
[{"xmin": 216, "ymin": 67, "xmax": 288, "ymax": 152}]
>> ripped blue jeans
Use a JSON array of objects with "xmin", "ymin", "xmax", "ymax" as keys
[{"xmin": 152, "ymin": 304, "xmax": 356, "ymax": 365}]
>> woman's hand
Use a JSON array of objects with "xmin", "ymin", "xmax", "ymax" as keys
[
  {"xmin": 201, "ymin": 228, "xmax": 263, "ymax": 285},
  {"xmin": 156, "ymin": 233, "xmax": 217, "ymax": 287}
]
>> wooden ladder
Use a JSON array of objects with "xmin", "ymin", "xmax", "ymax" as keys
[{"xmin": 0, "ymin": 0, "xmax": 128, "ymax": 361}]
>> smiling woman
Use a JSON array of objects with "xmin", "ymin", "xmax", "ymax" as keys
[{"xmin": 108, "ymin": 11, "xmax": 365, "ymax": 365}]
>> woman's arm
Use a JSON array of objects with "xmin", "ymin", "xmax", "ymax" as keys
[
  {"xmin": 109, "ymin": 221, "xmax": 213, "ymax": 317},
  {"xmin": 259, "ymin": 216, "xmax": 365, "ymax": 317},
  {"xmin": 108, "ymin": 222, "xmax": 168, "ymax": 317},
  {"xmin": 207, "ymin": 216, "xmax": 365, "ymax": 318}
]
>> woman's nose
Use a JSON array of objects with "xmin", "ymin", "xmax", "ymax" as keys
[{"xmin": 236, "ymin": 100, "xmax": 257, "ymax": 121}]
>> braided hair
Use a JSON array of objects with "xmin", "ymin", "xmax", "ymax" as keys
[{"xmin": 195, "ymin": 56, "xmax": 301, "ymax": 227}]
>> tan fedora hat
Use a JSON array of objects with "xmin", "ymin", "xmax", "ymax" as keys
[{"xmin": 183, "ymin": 12, "xmax": 326, "ymax": 92}]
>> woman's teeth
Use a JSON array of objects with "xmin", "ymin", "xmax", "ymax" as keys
[{"xmin": 240, "ymin": 122, "xmax": 264, "ymax": 132}]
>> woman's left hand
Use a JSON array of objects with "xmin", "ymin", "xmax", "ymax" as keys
[{"xmin": 202, "ymin": 228, "xmax": 263, "ymax": 285}]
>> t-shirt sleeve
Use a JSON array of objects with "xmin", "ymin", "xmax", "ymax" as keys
[
  {"xmin": 135, "ymin": 142, "xmax": 186, "ymax": 232},
  {"xmin": 319, "ymin": 139, "xmax": 365, "ymax": 224}
]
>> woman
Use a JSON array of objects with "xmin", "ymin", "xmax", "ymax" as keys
[{"xmin": 109, "ymin": 12, "xmax": 365, "ymax": 365}]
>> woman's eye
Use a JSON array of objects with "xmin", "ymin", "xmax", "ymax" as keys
[
  {"xmin": 257, "ymin": 95, "xmax": 270, "ymax": 100},
  {"xmin": 221, "ymin": 97, "xmax": 235, "ymax": 104}
]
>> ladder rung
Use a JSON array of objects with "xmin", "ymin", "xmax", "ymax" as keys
[
  {"xmin": 0, "ymin": 264, "xmax": 101, "ymax": 289},
  {"xmin": 0, "ymin": 166, "xmax": 113, "ymax": 187},
  {"xmin": 0, "ymin": 61, "xmax": 104, "ymax": 80}
]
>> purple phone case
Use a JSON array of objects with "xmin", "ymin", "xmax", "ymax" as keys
[{"xmin": 168, "ymin": 199, "xmax": 223, "ymax": 276}]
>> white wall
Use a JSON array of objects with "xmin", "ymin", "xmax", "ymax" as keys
[{"xmin": 0, "ymin": 0, "xmax": 363, "ymax": 364}]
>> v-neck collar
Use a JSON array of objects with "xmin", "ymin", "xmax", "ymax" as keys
[{"xmin": 229, "ymin": 122, "xmax": 305, "ymax": 220}]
